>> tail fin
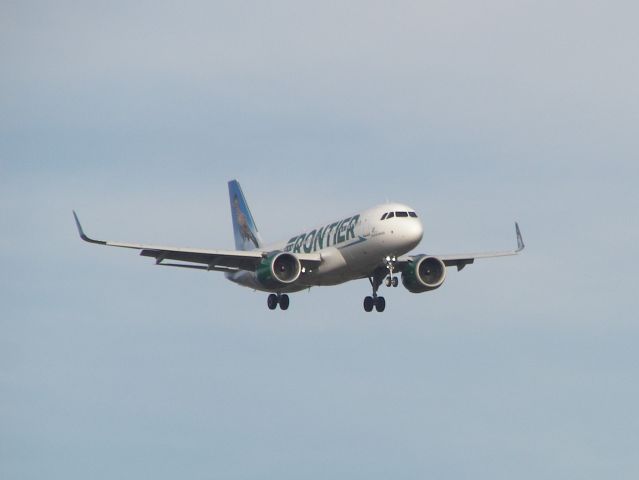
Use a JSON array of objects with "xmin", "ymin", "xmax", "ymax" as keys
[{"xmin": 228, "ymin": 180, "xmax": 263, "ymax": 251}]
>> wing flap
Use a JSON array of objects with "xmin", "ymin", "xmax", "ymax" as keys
[
  {"xmin": 156, "ymin": 262, "xmax": 239, "ymax": 272},
  {"xmin": 139, "ymin": 248, "xmax": 262, "ymax": 270}
]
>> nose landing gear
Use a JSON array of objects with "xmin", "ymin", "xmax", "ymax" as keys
[
  {"xmin": 383, "ymin": 256, "xmax": 399, "ymax": 288},
  {"xmin": 267, "ymin": 293, "xmax": 290, "ymax": 310},
  {"xmin": 384, "ymin": 276, "xmax": 399, "ymax": 287}
]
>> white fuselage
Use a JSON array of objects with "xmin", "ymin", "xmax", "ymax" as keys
[{"xmin": 226, "ymin": 203, "xmax": 424, "ymax": 292}]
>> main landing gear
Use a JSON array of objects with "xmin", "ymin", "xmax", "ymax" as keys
[
  {"xmin": 363, "ymin": 257, "xmax": 399, "ymax": 313},
  {"xmin": 363, "ymin": 267, "xmax": 387, "ymax": 312},
  {"xmin": 267, "ymin": 293, "xmax": 289, "ymax": 311},
  {"xmin": 363, "ymin": 294, "xmax": 385, "ymax": 312}
]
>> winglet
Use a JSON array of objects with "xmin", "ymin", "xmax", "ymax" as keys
[
  {"xmin": 73, "ymin": 211, "xmax": 106, "ymax": 245},
  {"xmin": 515, "ymin": 222, "xmax": 525, "ymax": 252}
]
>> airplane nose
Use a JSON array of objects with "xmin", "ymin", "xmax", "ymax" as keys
[
  {"xmin": 412, "ymin": 219, "xmax": 424, "ymax": 245},
  {"xmin": 401, "ymin": 218, "xmax": 423, "ymax": 248}
]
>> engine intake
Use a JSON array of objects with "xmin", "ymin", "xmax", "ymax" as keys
[
  {"xmin": 401, "ymin": 255, "xmax": 447, "ymax": 293},
  {"xmin": 256, "ymin": 252, "xmax": 302, "ymax": 289}
]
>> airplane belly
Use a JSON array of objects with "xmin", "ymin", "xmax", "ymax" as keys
[
  {"xmin": 308, "ymin": 247, "xmax": 347, "ymax": 284},
  {"xmin": 301, "ymin": 240, "xmax": 380, "ymax": 287},
  {"xmin": 225, "ymin": 270, "xmax": 307, "ymax": 293}
]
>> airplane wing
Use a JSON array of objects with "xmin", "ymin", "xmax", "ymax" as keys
[
  {"xmin": 398, "ymin": 222, "xmax": 525, "ymax": 271},
  {"xmin": 73, "ymin": 211, "xmax": 321, "ymax": 272}
]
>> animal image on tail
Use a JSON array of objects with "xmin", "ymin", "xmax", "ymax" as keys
[{"xmin": 228, "ymin": 180, "xmax": 262, "ymax": 251}]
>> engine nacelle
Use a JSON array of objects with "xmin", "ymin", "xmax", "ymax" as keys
[
  {"xmin": 256, "ymin": 252, "xmax": 302, "ymax": 289},
  {"xmin": 401, "ymin": 255, "xmax": 447, "ymax": 293}
]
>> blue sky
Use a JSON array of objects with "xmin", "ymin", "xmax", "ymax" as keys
[{"xmin": 2, "ymin": 1, "xmax": 638, "ymax": 479}]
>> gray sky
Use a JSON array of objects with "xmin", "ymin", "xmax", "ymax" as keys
[{"xmin": 2, "ymin": 1, "xmax": 638, "ymax": 479}]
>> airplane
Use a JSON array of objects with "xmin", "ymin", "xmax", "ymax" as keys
[{"xmin": 73, "ymin": 180, "xmax": 524, "ymax": 312}]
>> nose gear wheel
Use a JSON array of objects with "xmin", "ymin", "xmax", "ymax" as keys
[{"xmin": 384, "ymin": 256, "xmax": 398, "ymax": 288}]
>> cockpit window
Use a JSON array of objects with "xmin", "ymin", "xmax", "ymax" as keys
[{"xmin": 381, "ymin": 211, "xmax": 417, "ymax": 219}]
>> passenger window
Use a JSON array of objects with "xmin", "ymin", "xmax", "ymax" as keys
[
  {"xmin": 381, "ymin": 213, "xmax": 388, "ymax": 220},
  {"xmin": 396, "ymin": 211, "xmax": 409, "ymax": 217},
  {"xmin": 409, "ymin": 212, "xmax": 417, "ymax": 218},
  {"xmin": 386, "ymin": 212, "xmax": 395, "ymax": 218}
]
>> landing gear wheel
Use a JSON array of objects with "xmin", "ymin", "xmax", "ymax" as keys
[
  {"xmin": 375, "ymin": 296, "xmax": 386, "ymax": 312},
  {"xmin": 392, "ymin": 276, "xmax": 399, "ymax": 287},
  {"xmin": 267, "ymin": 294, "xmax": 278, "ymax": 310},
  {"xmin": 279, "ymin": 294, "xmax": 290, "ymax": 310},
  {"xmin": 363, "ymin": 296, "xmax": 374, "ymax": 312},
  {"xmin": 385, "ymin": 276, "xmax": 392, "ymax": 287}
]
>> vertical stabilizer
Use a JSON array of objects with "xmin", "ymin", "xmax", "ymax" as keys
[{"xmin": 228, "ymin": 180, "xmax": 263, "ymax": 251}]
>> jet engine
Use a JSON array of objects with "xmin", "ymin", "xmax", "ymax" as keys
[
  {"xmin": 256, "ymin": 252, "xmax": 302, "ymax": 289},
  {"xmin": 401, "ymin": 255, "xmax": 447, "ymax": 293}
]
